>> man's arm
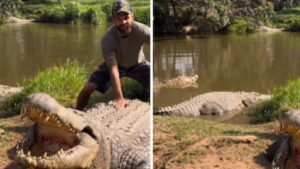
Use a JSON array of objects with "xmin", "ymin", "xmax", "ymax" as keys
[{"xmin": 107, "ymin": 62, "xmax": 128, "ymax": 108}]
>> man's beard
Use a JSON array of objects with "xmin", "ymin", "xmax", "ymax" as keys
[{"xmin": 116, "ymin": 24, "xmax": 132, "ymax": 37}]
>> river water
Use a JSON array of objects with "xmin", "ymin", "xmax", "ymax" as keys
[
  {"xmin": 154, "ymin": 32, "xmax": 300, "ymax": 108},
  {"xmin": 0, "ymin": 23, "xmax": 150, "ymax": 86}
]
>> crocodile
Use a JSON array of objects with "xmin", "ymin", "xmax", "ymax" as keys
[
  {"xmin": 266, "ymin": 110, "xmax": 300, "ymax": 169},
  {"xmin": 153, "ymin": 74, "xmax": 198, "ymax": 89},
  {"xmin": 14, "ymin": 93, "xmax": 150, "ymax": 169},
  {"xmin": 154, "ymin": 91, "xmax": 271, "ymax": 117}
]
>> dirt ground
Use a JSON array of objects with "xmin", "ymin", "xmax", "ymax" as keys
[
  {"xmin": 0, "ymin": 116, "xmax": 31, "ymax": 169},
  {"xmin": 154, "ymin": 116, "xmax": 277, "ymax": 169}
]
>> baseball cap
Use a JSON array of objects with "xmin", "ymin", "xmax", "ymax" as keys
[{"xmin": 112, "ymin": 0, "xmax": 132, "ymax": 16}]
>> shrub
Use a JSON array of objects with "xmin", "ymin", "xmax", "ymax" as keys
[
  {"xmin": 287, "ymin": 18, "xmax": 300, "ymax": 31},
  {"xmin": 133, "ymin": 7, "xmax": 150, "ymax": 25},
  {"xmin": 64, "ymin": 2, "xmax": 81, "ymax": 24},
  {"xmin": 82, "ymin": 7, "xmax": 106, "ymax": 25},
  {"xmin": 227, "ymin": 19, "xmax": 249, "ymax": 34},
  {"xmin": 250, "ymin": 78, "xmax": 300, "ymax": 123},
  {"xmin": 38, "ymin": 7, "xmax": 66, "ymax": 23},
  {"xmin": 101, "ymin": 3, "xmax": 112, "ymax": 22}
]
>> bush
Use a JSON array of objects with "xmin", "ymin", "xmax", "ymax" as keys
[
  {"xmin": 133, "ymin": 7, "xmax": 150, "ymax": 25},
  {"xmin": 101, "ymin": 3, "xmax": 112, "ymax": 22},
  {"xmin": 38, "ymin": 7, "xmax": 66, "ymax": 23},
  {"xmin": 0, "ymin": 60, "xmax": 87, "ymax": 116},
  {"xmin": 227, "ymin": 19, "xmax": 249, "ymax": 34},
  {"xmin": 82, "ymin": 7, "xmax": 107, "ymax": 25},
  {"xmin": 250, "ymin": 78, "xmax": 300, "ymax": 123},
  {"xmin": 64, "ymin": 2, "xmax": 81, "ymax": 24},
  {"xmin": 0, "ymin": 0, "xmax": 22, "ymax": 23},
  {"xmin": 287, "ymin": 18, "xmax": 300, "ymax": 31}
]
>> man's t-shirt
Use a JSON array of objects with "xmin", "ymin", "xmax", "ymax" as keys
[{"xmin": 101, "ymin": 21, "xmax": 150, "ymax": 68}]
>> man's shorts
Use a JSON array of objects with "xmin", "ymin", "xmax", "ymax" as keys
[{"xmin": 89, "ymin": 60, "xmax": 150, "ymax": 94}]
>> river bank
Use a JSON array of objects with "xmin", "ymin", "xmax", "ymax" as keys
[
  {"xmin": 17, "ymin": 0, "xmax": 149, "ymax": 25},
  {"xmin": 154, "ymin": 0, "xmax": 300, "ymax": 34}
]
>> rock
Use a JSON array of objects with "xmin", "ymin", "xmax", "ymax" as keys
[{"xmin": 6, "ymin": 17, "xmax": 33, "ymax": 24}]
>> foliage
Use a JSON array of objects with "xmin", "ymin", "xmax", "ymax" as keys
[
  {"xmin": 82, "ymin": 7, "xmax": 107, "ymax": 25},
  {"xmin": 19, "ymin": 0, "xmax": 150, "ymax": 25},
  {"xmin": 250, "ymin": 78, "xmax": 300, "ymax": 123},
  {"xmin": 0, "ymin": 60, "xmax": 87, "ymax": 116},
  {"xmin": 0, "ymin": 0, "xmax": 22, "ymax": 23},
  {"xmin": 227, "ymin": 19, "xmax": 257, "ymax": 34},
  {"xmin": 133, "ymin": 7, "xmax": 150, "ymax": 25},
  {"xmin": 269, "ymin": 7, "xmax": 300, "ymax": 31},
  {"xmin": 154, "ymin": 0, "xmax": 272, "ymax": 34}
]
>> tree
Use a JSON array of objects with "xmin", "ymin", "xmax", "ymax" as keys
[{"xmin": 0, "ymin": 0, "xmax": 22, "ymax": 23}]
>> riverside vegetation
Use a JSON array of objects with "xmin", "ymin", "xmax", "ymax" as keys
[
  {"xmin": 0, "ymin": 0, "xmax": 150, "ymax": 25},
  {"xmin": 154, "ymin": 0, "xmax": 300, "ymax": 34}
]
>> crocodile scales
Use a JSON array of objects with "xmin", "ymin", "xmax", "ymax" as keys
[{"xmin": 154, "ymin": 91, "xmax": 271, "ymax": 117}]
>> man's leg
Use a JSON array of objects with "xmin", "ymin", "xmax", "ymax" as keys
[
  {"xmin": 126, "ymin": 61, "xmax": 150, "ymax": 98},
  {"xmin": 76, "ymin": 63, "xmax": 111, "ymax": 110},
  {"xmin": 76, "ymin": 82, "xmax": 98, "ymax": 110}
]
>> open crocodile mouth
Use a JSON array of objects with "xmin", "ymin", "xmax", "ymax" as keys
[{"xmin": 15, "ymin": 95, "xmax": 99, "ymax": 168}]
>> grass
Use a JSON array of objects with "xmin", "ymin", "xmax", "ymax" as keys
[
  {"xmin": 270, "ymin": 7, "xmax": 300, "ymax": 31},
  {"xmin": 19, "ymin": 0, "xmax": 150, "ymax": 25},
  {"xmin": 227, "ymin": 19, "xmax": 256, "ymax": 34},
  {"xmin": 0, "ymin": 60, "xmax": 87, "ymax": 117},
  {"xmin": 0, "ymin": 124, "xmax": 9, "ymax": 143},
  {"xmin": 250, "ymin": 78, "xmax": 300, "ymax": 123}
]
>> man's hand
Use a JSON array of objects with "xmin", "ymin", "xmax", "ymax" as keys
[{"xmin": 113, "ymin": 97, "xmax": 129, "ymax": 109}]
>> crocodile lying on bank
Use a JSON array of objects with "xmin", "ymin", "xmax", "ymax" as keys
[
  {"xmin": 266, "ymin": 110, "xmax": 300, "ymax": 169},
  {"xmin": 153, "ymin": 74, "xmax": 198, "ymax": 89},
  {"xmin": 154, "ymin": 91, "xmax": 271, "ymax": 117},
  {"xmin": 14, "ymin": 93, "xmax": 150, "ymax": 169}
]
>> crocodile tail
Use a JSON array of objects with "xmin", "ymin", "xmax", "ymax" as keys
[{"xmin": 153, "ymin": 107, "xmax": 172, "ymax": 116}]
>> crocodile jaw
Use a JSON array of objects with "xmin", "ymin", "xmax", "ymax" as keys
[{"xmin": 15, "ymin": 93, "xmax": 99, "ymax": 168}]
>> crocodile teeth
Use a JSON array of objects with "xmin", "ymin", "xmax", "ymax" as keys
[
  {"xmin": 43, "ymin": 152, "xmax": 47, "ymax": 158},
  {"xmin": 27, "ymin": 151, "xmax": 31, "ymax": 156},
  {"xmin": 45, "ymin": 116, "xmax": 50, "ymax": 122}
]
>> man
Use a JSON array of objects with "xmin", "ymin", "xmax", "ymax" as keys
[{"xmin": 76, "ymin": 0, "xmax": 150, "ymax": 110}]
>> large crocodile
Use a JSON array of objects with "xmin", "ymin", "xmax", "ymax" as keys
[
  {"xmin": 14, "ymin": 93, "xmax": 150, "ymax": 169},
  {"xmin": 154, "ymin": 91, "xmax": 271, "ymax": 117},
  {"xmin": 266, "ymin": 110, "xmax": 300, "ymax": 169}
]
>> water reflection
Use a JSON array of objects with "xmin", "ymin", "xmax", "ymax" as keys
[
  {"xmin": 154, "ymin": 32, "xmax": 300, "ymax": 107},
  {"xmin": 0, "ymin": 23, "xmax": 150, "ymax": 86}
]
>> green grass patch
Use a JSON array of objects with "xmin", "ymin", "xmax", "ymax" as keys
[
  {"xmin": 0, "ymin": 60, "xmax": 87, "ymax": 117},
  {"xmin": 250, "ymin": 78, "xmax": 300, "ymax": 123},
  {"xmin": 227, "ymin": 19, "xmax": 256, "ymax": 34}
]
